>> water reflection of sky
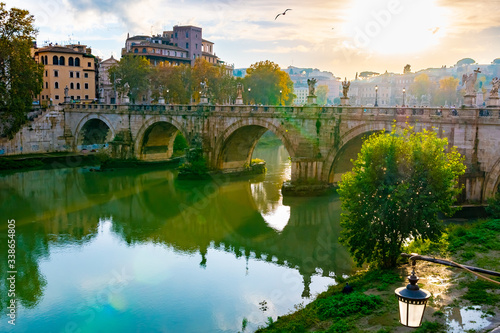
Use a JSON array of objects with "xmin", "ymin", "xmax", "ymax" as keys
[{"xmin": 0, "ymin": 144, "xmax": 354, "ymax": 333}]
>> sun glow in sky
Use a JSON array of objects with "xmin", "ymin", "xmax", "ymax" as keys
[
  {"xmin": 12, "ymin": 0, "xmax": 500, "ymax": 79},
  {"xmin": 342, "ymin": 0, "xmax": 451, "ymax": 55}
]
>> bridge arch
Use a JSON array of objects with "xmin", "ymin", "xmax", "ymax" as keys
[
  {"xmin": 322, "ymin": 122, "xmax": 390, "ymax": 183},
  {"xmin": 74, "ymin": 114, "xmax": 115, "ymax": 150},
  {"xmin": 213, "ymin": 118, "xmax": 295, "ymax": 171},
  {"xmin": 134, "ymin": 116, "xmax": 189, "ymax": 161},
  {"xmin": 483, "ymin": 157, "xmax": 500, "ymax": 200}
]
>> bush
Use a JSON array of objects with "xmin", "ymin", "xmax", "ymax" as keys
[{"xmin": 486, "ymin": 192, "xmax": 500, "ymax": 218}]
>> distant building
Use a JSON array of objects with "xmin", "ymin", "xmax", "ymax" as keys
[
  {"xmin": 33, "ymin": 43, "xmax": 98, "ymax": 105},
  {"xmin": 293, "ymin": 84, "xmax": 308, "ymax": 105},
  {"xmin": 123, "ymin": 25, "xmax": 233, "ymax": 73},
  {"xmin": 98, "ymin": 55, "xmax": 128, "ymax": 104},
  {"xmin": 284, "ymin": 66, "xmax": 342, "ymax": 105}
]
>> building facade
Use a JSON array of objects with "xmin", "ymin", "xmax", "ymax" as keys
[{"xmin": 33, "ymin": 44, "xmax": 98, "ymax": 105}]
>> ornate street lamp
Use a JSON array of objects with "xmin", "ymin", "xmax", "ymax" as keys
[
  {"xmin": 166, "ymin": 89, "xmax": 170, "ymax": 104},
  {"xmin": 395, "ymin": 266, "xmax": 431, "ymax": 327},
  {"xmin": 402, "ymin": 87, "xmax": 406, "ymax": 107},
  {"xmin": 396, "ymin": 253, "xmax": 500, "ymax": 328},
  {"xmin": 375, "ymin": 85, "xmax": 378, "ymax": 107},
  {"xmin": 248, "ymin": 87, "xmax": 251, "ymax": 105},
  {"xmin": 279, "ymin": 89, "xmax": 283, "ymax": 106}
]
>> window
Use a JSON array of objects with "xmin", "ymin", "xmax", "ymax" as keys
[
  {"xmin": 195, "ymin": 43, "xmax": 198, "ymax": 49},
  {"xmin": 76, "ymin": 83, "xmax": 80, "ymax": 89},
  {"xmin": 77, "ymin": 96, "xmax": 80, "ymax": 100},
  {"xmin": 75, "ymin": 58, "xmax": 80, "ymax": 66},
  {"xmin": 45, "ymin": 82, "xmax": 48, "ymax": 89},
  {"xmin": 84, "ymin": 83, "xmax": 89, "ymax": 89},
  {"xmin": 54, "ymin": 70, "xmax": 59, "ymax": 77},
  {"xmin": 186, "ymin": 42, "xmax": 189, "ymax": 49},
  {"xmin": 175, "ymin": 32, "xmax": 177, "ymax": 38},
  {"xmin": 70, "ymin": 83, "xmax": 74, "ymax": 89},
  {"xmin": 69, "ymin": 57, "xmax": 74, "ymax": 66},
  {"xmin": 85, "ymin": 95, "xmax": 89, "ymax": 100},
  {"xmin": 59, "ymin": 56, "xmax": 65, "ymax": 65},
  {"xmin": 87, "ymin": 62, "xmax": 91, "ymax": 67},
  {"xmin": 42, "ymin": 95, "xmax": 44, "ymax": 100},
  {"xmin": 52, "ymin": 56, "xmax": 59, "ymax": 65},
  {"xmin": 142, "ymin": 48, "xmax": 146, "ymax": 53},
  {"xmin": 41, "ymin": 56, "xmax": 45, "ymax": 65},
  {"xmin": 44, "ymin": 55, "xmax": 48, "ymax": 64},
  {"xmin": 55, "ymin": 95, "xmax": 59, "ymax": 100},
  {"xmin": 45, "ymin": 70, "xmax": 48, "ymax": 77},
  {"xmin": 76, "ymin": 72, "xmax": 80, "ymax": 78},
  {"xmin": 134, "ymin": 48, "xmax": 138, "ymax": 53},
  {"xmin": 71, "ymin": 96, "xmax": 74, "ymax": 100},
  {"xmin": 84, "ymin": 73, "xmax": 88, "ymax": 78},
  {"xmin": 55, "ymin": 82, "xmax": 59, "ymax": 89},
  {"xmin": 70, "ymin": 72, "xmax": 74, "ymax": 78},
  {"xmin": 186, "ymin": 31, "xmax": 189, "ymax": 38}
]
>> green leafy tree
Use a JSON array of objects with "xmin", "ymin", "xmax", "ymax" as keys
[
  {"xmin": 0, "ymin": 3, "xmax": 43, "ymax": 138},
  {"xmin": 109, "ymin": 55, "xmax": 152, "ymax": 103},
  {"xmin": 244, "ymin": 60, "xmax": 294, "ymax": 105},
  {"xmin": 338, "ymin": 125, "xmax": 466, "ymax": 268}
]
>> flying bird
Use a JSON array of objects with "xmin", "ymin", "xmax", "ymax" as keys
[{"xmin": 275, "ymin": 9, "xmax": 292, "ymax": 20}]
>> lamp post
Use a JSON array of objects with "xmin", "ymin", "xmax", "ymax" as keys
[
  {"xmin": 375, "ymin": 85, "xmax": 378, "ymax": 107},
  {"xmin": 396, "ymin": 253, "xmax": 500, "ymax": 328},
  {"xmin": 248, "ymin": 87, "xmax": 251, "ymax": 105},
  {"xmin": 395, "ymin": 265, "xmax": 431, "ymax": 327},
  {"xmin": 166, "ymin": 89, "xmax": 170, "ymax": 104},
  {"xmin": 402, "ymin": 87, "xmax": 406, "ymax": 107},
  {"xmin": 279, "ymin": 89, "xmax": 283, "ymax": 106}
]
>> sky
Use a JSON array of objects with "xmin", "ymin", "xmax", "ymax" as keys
[{"xmin": 13, "ymin": 0, "xmax": 500, "ymax": 79}]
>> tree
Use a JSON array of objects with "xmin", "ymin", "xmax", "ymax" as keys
[
  {"xmin": 338, "ymin": 125, "xmax": 466, "ymax": 268},
  {"xmin": 244, "ymin": 60, "xmax": 294, "ymax": 105},
  {"xmin": 108, "ymin": 55, "xmax": 152, "ymax": 103},
  {"xmin": 409, "ymin": 73, "xmax": 434, "ymax": 105},
  {"xmin": 433, "ymin": 76, "xmax": 459, "ymax": 106},
  {"xmin": 316, "ymin": 85, "xmax": 329, "ymax": 105},
  {"xmin": 0, "ymin": 3, "xmax": 43, "ymax": 138}
]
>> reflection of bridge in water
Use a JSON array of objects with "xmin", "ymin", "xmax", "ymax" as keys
[{"xmin": 0, "ymin": 166, "xmax": 353, "ymax": 308}]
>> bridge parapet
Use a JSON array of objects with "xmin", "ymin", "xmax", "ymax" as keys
[{"xmin": 63, "ymin": 103, "xmax": 500, "ymax": 122}]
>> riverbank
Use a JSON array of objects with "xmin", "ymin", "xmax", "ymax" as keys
[
  {"xmin": 255, "ymin": 218, "xmax": 500, "ymax": 332},
  {"xmin": 0, "ymin": 152, "xmax": 100, "ymax": 172}
]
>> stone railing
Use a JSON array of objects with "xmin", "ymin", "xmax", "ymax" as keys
[{"xmin": 63, "ymin": 104, "xmax": 500, "ymax": 121}]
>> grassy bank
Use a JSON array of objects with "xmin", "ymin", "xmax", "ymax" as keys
[{"xmin": 255, "ymin": 219, "xmax": 500, "ymax": 332}]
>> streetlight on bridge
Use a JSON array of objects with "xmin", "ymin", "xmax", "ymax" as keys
[
  {"xmin": 375, "ymin": 85, "xmax": 378, "ymax": 107},
  {"xmin": 248, "ymin": 87, "xmax": 251, "ymax": 105},
  {"xmin": 402, "ymin": 87, "xmax": 406, "ymax": 107},
  {"xmin": 279, "ymin": 90, "xmax": 283, "ymax": 106}
]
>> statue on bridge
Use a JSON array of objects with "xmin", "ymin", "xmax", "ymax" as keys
[
  {"xmin": 236, "ymin": 83, "xmax": 243, "ymax": 99},
  {"xmin": 490, "ymin": 77, "xmax": 500, "ymax": 98},
  {"xmin": 342, "ymin": 78, "xmax": 350, "ymax": 98},
  {"xmin": 307, "ymin": 78, "xmax": 317, "ymax": 96},
  {"xmin": 462, "ymin": 68, "xmax": 481, "ymax": 96}
]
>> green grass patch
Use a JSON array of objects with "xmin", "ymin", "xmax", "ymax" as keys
[
  {"xmin": 316, "ymin": 292, "xmax": 382, "ymax": 320},
  {"xmin": 462, "ymin": 280, "xmax": 500, "ymax": 306},
  {"xmin": 414, "ymin": 321, "xmax": 447, "ymax": 333}
]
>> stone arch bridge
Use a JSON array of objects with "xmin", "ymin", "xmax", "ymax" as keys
[{"xmin": 9, "ymin": 104, "xmax": 500, "ymax": 203}]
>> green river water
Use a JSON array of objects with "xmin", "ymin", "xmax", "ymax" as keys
[{"xmin": 0, "ymin": 144, "xmax": 354, "ymax": 333}]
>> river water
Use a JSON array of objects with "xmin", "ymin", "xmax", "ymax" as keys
[{"xmin": 0, "ymin": 145, "xmax": 354, "ymax": 333}]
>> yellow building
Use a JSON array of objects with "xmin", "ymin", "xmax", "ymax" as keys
[{"xmin": 33, "ymin": 44, "xmax": 97, "ymax": 105}]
